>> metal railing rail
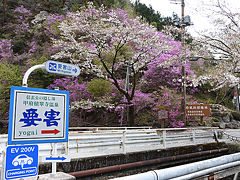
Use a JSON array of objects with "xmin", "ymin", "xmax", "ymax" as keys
[
  {"xmin": 0, "ymin": 127, "xmax": 219, "ymax": 178},
  {"xmin": 69, "ymin": 126, "xmax": 152, "ymax": 131}
]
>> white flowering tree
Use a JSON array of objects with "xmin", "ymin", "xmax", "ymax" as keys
[
  {"xmin": 52, "ymin": 3, "xmax": 180, "ymax": 125},
  {"xmin": 190, "ymin": 0, "xmax": 240, "ymax": 91}
]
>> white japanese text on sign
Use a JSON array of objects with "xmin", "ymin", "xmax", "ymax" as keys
[{"xmin": 186, "ymin": 104, "xmax": 210, "ymax": 117}]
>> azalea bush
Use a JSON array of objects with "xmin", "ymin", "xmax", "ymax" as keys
[
  {"xmin": 0, "ymin": 40, "xmax": 14, "ymax": 62},
  {"xmin": 48, "ymin": 77, "xmax": 93, "ymax": 102}
]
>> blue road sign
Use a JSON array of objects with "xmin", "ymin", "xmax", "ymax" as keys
[
  {"xmin": 45, "ymin": 60, "xmax": 80, "ymax": 76},
  {"xmin": 5, "ymin": 145, "xmax": 38, "ymax": 179},
  {"xmin": 8, "ymin": 86, "xmax": 69, "ymax": 145}
]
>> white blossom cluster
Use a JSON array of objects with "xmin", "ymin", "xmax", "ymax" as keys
[
  {"xmin": 189, "ymin": 1, "xmax": 240, "ymax": 90},
  {"xmin": 70, "ymin": 100, "xmax": 115, "ymax": 110},
  {"xmin": 31, "ymin": 11, "xmax": 49, "ymax": 25},
  {"xmin": 191, "ymin": 71, "xmax": 240, "ymax": 91},
  {"xmin": 51, "ymin": 2, "xmax": 176, "ymax": 79}
]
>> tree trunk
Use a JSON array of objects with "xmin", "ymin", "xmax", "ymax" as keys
[
  {"xmin": 3, "ymin": 0, "xmax": 6, "ymax": 25},
  {"xmin": 128, "ymin": 105, "xmax": 135, "ymax": 126}
]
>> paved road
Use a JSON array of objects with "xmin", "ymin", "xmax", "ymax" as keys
[{"xmin": 223, "ymin": 129, "xmax": 240, "ymax": 137}]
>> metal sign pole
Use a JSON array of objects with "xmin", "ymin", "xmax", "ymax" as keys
[
  {"xmin": 51, "ymin": 143, "xmax": 57, "ymax": 176},
  {"xmin": 52, "ymin": 86, "xmax": 59, "ymax": 176}
]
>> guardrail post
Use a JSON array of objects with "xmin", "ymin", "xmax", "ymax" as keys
[
  {"xmin": 213, "ymin": 130, "xmax": 220, "ymax": 143},
  {"xmin": 65, "ymin": 141, "xmax": 69, "ymax": 155},
  {"xmin": 192, "ymin": 129, "xmax": 196, "ymax": 144},
  {"xmin": 163, "ymin": 130, "xmax": 166, "ymax": 148},
  {"xmin": 121, "ymin": 131, "xmax": 126, "ymax": 154},
  {"xmin": 233, "ymin": 172, "xmax": 239, "ymax": 180},
  {"xmin": 0, "ymin": 143, "xmax": 7, "ymax": 180}
]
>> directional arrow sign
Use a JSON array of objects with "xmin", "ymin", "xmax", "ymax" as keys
[
  {"xmin": 46, "ymin": 157, "xmax": 66, "ymax": 161},
  {"xmin": 41, "ymin": 155, "xmax": 71, "ymax": 162},
  {"xmin": 41, "ymin": 129, "xmax": 60, "ymax": 135},
  {"xmin": 45, "ymin": 61, "xmax": 80, "ymax": 77}
]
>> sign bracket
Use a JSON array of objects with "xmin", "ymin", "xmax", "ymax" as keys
[
  {"xmin": 22, "ymin": 64, "xmax": 45, "ymax": 87},
  {"xmin": 22, "ymin": 60, "xmax": 80, "ymax": 87}
]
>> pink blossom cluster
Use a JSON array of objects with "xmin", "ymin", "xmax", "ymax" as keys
[
  {"xmin": 44, "ymin": 14, "xmax": 65, "ymax": 38},
  {"xmin": 48, "ymin": 77, "xmax": 93, "ymax": 103},
  {"xmin": 27, "ymin": 41, "xmax": 37, "ymax": 56},
  {"xmin": 5, "ymin": 6, "xmax": 32, "ymax": 38},
  {"xmin": 0, "ymin": 40, "xmax": 13, "ymax": 62},
  {"xmin": 152, "ymin": 93, "xmax": 184, "ymax": 128}
]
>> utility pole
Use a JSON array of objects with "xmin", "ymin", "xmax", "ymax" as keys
[
  {"xmin": 170, "ymin": 0, "xmax": 190, "ymax": 126},
  {"xmin": 181, "ymin": 0, "xmax": 187, "ymax": 126},
  {"xmin": 120, "ymin": 62, "xmax": 130, "ymax": 126}
]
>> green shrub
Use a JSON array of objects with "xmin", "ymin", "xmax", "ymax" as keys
[
  {"xmin": 86, "ymin": 78, "xmax": 112, "ymax": 97},
  {"xmin": 212, "ymin": 117, "xmax": 220, "ymax": 122},
  {"xmin": 12, "ymin": 39, "xmax": 26, "ymax": 54},
  {"xmin": 231, "ymin": 111, "xmax": 240, "ymax": 121}
]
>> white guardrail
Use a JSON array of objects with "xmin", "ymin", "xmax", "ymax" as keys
[{"xmin": 0, "ymin": 127, "xmax": 219, "ymax": 175}]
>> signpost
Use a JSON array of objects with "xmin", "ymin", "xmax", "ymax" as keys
[
  {"xmin": 156, "ymin": 106, "xmax": 169, "ymax": 128},
  {"xmin": 5, "ymin": 145, "xmax": 38, "ymax": 180},
  {"xmin": 5, "ymin": 60, "xmax": 77, "ymax": 179},
  {"xmin": 8, "ymin": 86, "xmax": 69, "ymax": 145}
]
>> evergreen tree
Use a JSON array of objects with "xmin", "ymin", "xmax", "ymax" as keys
[{"xmin": 133, "ymin": 0, "xmax": 173, "ymax": 31}]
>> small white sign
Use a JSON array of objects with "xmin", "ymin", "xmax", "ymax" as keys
[
  {"xmin": 41, "ymin": 155, "xmax": 71, "ymax": 162},
  {"xmin": 45, "ymin": 60, "xmax": 80, "ymax": 77}
]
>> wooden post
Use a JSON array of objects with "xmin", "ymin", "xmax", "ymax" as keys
[
  {"xmin": 200, "ymin": 117, "xmax": 203, "ymax": 125},
  {"xmin": 163, "ymin": 130, "xmax": 166, "ymax": 148},
  {"xmin": 122, "ymin": 131, "xmax": 126, "ymax": 154},
  {"xmin": 161, "ymin": 120, "xmax": 165, "ymax": 128}
]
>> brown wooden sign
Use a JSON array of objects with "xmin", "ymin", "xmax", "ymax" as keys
[
  {"xmin": 155, "ymin": 106, "xmax": 170, "ymax": 128},
  {"xmin": 158, "ymin": 109, "xmax": 169, "ymax": 120},
  {"xmin": 156, "ymin": 106, "xmax": 169, "ymax": 120},
  {"xmin": 186, "ymin": 104, "xmax": 210, "ymax": 117}
]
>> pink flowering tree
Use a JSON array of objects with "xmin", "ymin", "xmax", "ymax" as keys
[
  {"xmin": 52, "ymin": 3, "xmax": 183, "ymax": 125},
  {"xmin": 141, "ymin": 39, "xmax": 198, "ymax": 127}
]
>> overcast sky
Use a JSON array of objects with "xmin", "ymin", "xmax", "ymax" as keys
[{"xmin": 131, "ymin": 0, "xmax": 240, "ymax": 37}]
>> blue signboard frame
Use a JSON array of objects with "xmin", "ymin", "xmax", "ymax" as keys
[
  {"xmin": 8, "ymin": 86, "xmax": 69, "ymax": 145},
  {"xmin": 5, "ymin": 145, "xmax": 38, "ymax": 179}
]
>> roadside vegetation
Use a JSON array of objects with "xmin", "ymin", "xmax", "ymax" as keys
[{"xmin": 0, "ymin": 0, "xmax": 239, "ymax": 131}]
